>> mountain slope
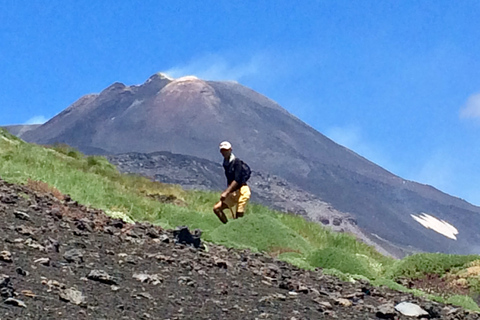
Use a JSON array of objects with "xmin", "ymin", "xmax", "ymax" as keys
[
  {"xmin": 107, "ymin": 151, "xmax": 397, "ymax": 257},
  {"xmin": 3, "ymin": 178, "xmax": 479, "ymax": 319},
  {"xmin": 20, "ymin": 73, "xmax": 480, "ymax": 257}
]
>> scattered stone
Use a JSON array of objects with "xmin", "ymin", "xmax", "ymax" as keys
[
  {"xmin": 0, "ymin": 275, "xmax": 14, "ymax": 298},
  {"xmin": 4, "ymin": 297, "xmax": 26, "ymax": 308},
  {"xmin": 34, "ymin": 257, "xmax": 51, "ymax": 266},
  {"xmin": 395, "ymin": 302, "xmax": 429, "ymax": 317},
  {"xmin": 16, "ymin": 267, "xmax": 28, "ymax": 276},
  {"xmin": 63, "ymin": 248, "xmax": 84, "ymax": 263},
  {"xmin": 15, "ymin": 225, "xmax": 35, "ymax": 235},
  {"xmin": 0, "ymin": 250, "xmax": 12, "ymax": 262},
  {"xmin": 335, "ymin": 298, "xmax": 352, "ymax": 307},
  {"xmin": 87, "ymin": 270, "xmax": 117, "ymax": 285},
  {"xmin": 178, "ymin": 276, "xmax": 196, "ymax": 287},
  {"xmin": 109, "ymin": 219, "xmax": 125, "ymax": 229},
  {"xmin": 133, "ymin": 273, "xmax": 163, "ymax": 285},
  {"xmin": 75, "ymin": 218, "xmax": 94, "ymax": 232},
  {"xmin": 376, "ymin": 303, "xmax": 396, "ymax": 319},
  {"xmin": 24, "ymin": 238, "xmax": 45, "ymax": 251},
  {"xmin": 103, "ymin": 226, "xmax": 116, "ymax": 235},
  {"xmin": 111, "ymin": 285, "xmax": 120, "ymax": 291},
  {"xmin": 21, "ymin": 290, "xmax": 35, "ymax": 298},
  {"xmin": 159, "ymin": 234, "xmax": 170, "ymax": 243},
  {"xmin": 146, "ymin": 228, "xmax": 160, "ymax": 238},
  {"xmin": 313, "ymin": 299, "xmax": 333, "ymax": 310},
  {"xmin": 133, "ymin": 292, "xmax": 153, "ymax": 300},
  {"xmin": 0, "ymin": 177, "xmax": 477, "ymax": 319},
  {"xmin": 59, "ymin": 287, "xmax": 86, "ymax": 305},
  {"xmin": 214, "ymin": 258, "xmax": 228, "ymax": 269},
  {"xmin": 44, "ymin": 238, "xmax": 60, "ymax": 252},
  {"xmin": 14, "ymin": 210, "xmax": 31, "ymax": 221},
  {"xmin": 43, "ymin": 279, "xmax": 66, "ymax": 292}
]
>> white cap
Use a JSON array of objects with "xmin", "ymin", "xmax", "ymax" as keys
[{"xmin": 219, "ymin": 141, "xmax": 232, "ymax": 150}]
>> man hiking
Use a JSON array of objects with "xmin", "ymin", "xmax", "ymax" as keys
[{"xmin": 213, "ymin": 141, "xmax": 251, "ymax": 224}]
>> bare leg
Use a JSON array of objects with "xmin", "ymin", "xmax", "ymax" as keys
[{"xmin": 213, "ymin": 201, "xmax": 228, "ymax": 224}]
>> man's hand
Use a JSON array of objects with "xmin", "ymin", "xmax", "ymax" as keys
[
  {"xmin": 220, "ymin": 191, "xmax": 229, "ymax": 201},
  {"xmin": 221, "ymin": 181, "xmax": 238, "ymax": 202}
]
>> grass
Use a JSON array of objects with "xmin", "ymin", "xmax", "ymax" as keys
[
  {"xmin": 1, "ymin": 127, "xmax": 480, "ymax": 311},
  {"xmin": 384, "ymin": 253, "xmax": 480, "ymax": 280}
]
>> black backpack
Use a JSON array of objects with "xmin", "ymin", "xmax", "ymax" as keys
[{"xmin": 240, "ymin": 160, "xmax": 251, "ymax": 183}]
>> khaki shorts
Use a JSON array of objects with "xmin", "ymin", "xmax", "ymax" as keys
[{"xmin": 223, "ymin": 185, "xmax": 251, "ymax": 213}]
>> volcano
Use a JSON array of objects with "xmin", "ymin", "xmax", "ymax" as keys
[{"xmin": 19, "ymin": 73, "xmax": 480, "ymax": 257}]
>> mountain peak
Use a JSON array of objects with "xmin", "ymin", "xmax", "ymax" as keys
[{"xmin": 146, "ymin": 72, "xmax": 174, "ymax": 83}]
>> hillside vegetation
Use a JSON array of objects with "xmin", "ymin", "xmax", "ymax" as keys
[{"xmin": 1, "ymin": 128, "xmax": 480, "ymax": 310}]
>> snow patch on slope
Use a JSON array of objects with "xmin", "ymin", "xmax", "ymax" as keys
[{"xmin": 411, "ymin": 213, "xmax": 458, "ymax": 240}]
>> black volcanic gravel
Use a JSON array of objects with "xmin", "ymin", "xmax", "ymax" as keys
[{"xmin": 0, "ymin": 178, "xmax": 478, "ymax": 319}]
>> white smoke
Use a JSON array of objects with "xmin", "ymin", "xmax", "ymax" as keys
[{"xmin": 460, "ymin": 93, "xmax": 480, "ymax": 119}]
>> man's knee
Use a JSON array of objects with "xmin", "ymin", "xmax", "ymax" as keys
[
  {"xmin": 214, "ymin": 208, "xmax": 228, "ymax": 224},
  {"xmin": 213, "ymin": 201, "xmax": 222, "ymax": 211}
]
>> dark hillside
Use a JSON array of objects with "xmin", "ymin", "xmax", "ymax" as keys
[{"xmin": 1, "ymin": 178, "xmax": 478, "ymax": 319}]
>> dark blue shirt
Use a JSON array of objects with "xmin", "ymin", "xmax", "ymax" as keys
[{"xmin": 223, "ymin": 157, "xmax": 243, "ymax": 188}]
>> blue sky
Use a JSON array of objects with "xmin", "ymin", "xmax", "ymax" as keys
[{"xmin": 2, "ymin": 1, "xmax": 480, "ymax": 205}]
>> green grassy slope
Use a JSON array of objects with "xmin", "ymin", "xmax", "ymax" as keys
[{"xmin": 1, "ymin": 128, "xmax": 479, "ymax": 310}]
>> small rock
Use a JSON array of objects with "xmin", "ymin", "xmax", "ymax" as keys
[
  {"xmin": 133, "ymin": 292, "xmax": 153, "ymax": 300},
  {"xmin": 15, "ymin": 267, "xmax": 28, "ymax": 276},
  {"xmin": 376, "ymin": 303, "xmax": 396, "ymax": 319},
  {"xmin": 313, "ymin": 299, "xmax": 333, "ymax": 310},
  {"xmin": 4, "ymin": 298, "xmax": 26, "ymax": 308},
  {"xmin": 51, "ymin": 207, "xmax": 63, "ymax": 219},
  {"xmin": 146, "ymin": 228, "xmax": 160, "ymax": 238},
  {"xmin": 0, "ymin": 275, "xmax": 14, "ymax": 298},
  {"xmin": 133, "ymin": 273, "xmax": 163, "ymax": 285},
  {"xmin": 34, "ymin": 257, "xmax": 51, "ymax": 266},
  {"xmin": 214, "ymin": 258, "xmax": 228, "ymax": 269},
  {"xmin": 275, "ymin": 293, "xmax": 287, "ymax": 300},
  {"xmin": 15, "ymin": 225, "xmax": 35, "ymax": 236},
  {"xmin": 63, "ymin": 249, "xmax": 84, "ymax": 264},
  {"xmin": 75, "ymin": 218, "xmax": 94, "ymax": 232},
  {"xmin": 24, "ymin": 238, "xmax": 45, "ymax": 251},
  {"xmin": 395, "ymin": 302, "xmax": 429, "ymax": 317},
  {"xmin": 21, "ymin": 290, "xmax": 35, "ymax": 298},
  {"xmin": 335, "ymin": 298, "xmax": 352, "ymax": 307},
  {"xmin": 103, "ymin": 226, "xmax": 116, "ymax": 235},
  {"xmin": 159, "ymin": 234, "xmax": 170, "ymax": 243},
  {"xmin": 44, "ymin": 238, "xmax": 60, "ymax": 252},
  {"xmin": 0, "ymin": 250, "xmax": 12, "ymax": 262},
  {"xmin": 110, "ymin": 219, "xmax": 124, "ymax": 228},
  {"xmin": 296, "ymin": 285, "xmax": 309, "ymax": 294},
  {"xmin": 14, "ymin": 210, "xmax": 31, "ymax": 221},
  {"xmin": 177, "ymin": 276, "xmax": 196, "ymax": 287},
  {"xmin": 87, "ymin": 270, "xmax": 117, "ymax": 285},
  {"xmin": 59, "ymin": 287, "xmax": 86, "ymax": 305}
]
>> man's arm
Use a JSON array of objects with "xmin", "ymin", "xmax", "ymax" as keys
[
  {"xmin": 220, "ymin": 180, "xmax": 239, "ymax": 201},
  {"xmin": 220, "ymin": 159, "xmax": 242, "ymax": 201}
]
